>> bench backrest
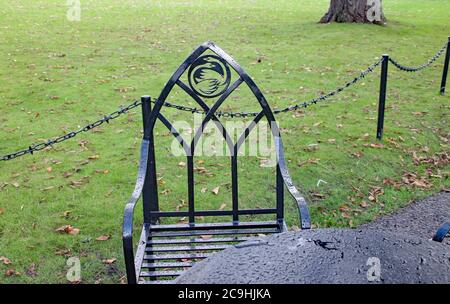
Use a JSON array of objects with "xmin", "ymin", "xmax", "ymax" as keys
[{"xmin": 142, "ymin": 41, "xmax": 284, "ymax": 225}]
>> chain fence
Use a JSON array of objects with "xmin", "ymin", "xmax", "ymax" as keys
[
  {"xmin": 389, "ymin": 41, "xmax": 448, "ymax": 72},
  {"xmin": 1, "ymin": 39, "xmax": 448, "ymax": 161},
  {"xmin": 0, "ymin": 100, "xmax": 142, "ymax": 161}
]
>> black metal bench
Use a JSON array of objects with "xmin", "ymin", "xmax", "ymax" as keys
[{"xmin": 122, "ymin": 41, "xmax": 311, "ymax": 284}]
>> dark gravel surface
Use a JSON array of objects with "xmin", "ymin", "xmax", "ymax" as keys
[
  {"xmin": 360, "ymin": 191, "xmax": 450, "ymax": 245},
  {"xmin": 175, "ymin": 229, "xmax": 450, "ymax": 284},
  {"xmin": 176, "ymin": 192, "xmax": 450, "ymax": 284}
]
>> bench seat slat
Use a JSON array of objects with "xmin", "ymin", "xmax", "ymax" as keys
[
  {"xmin": 147, "ymin": 236, "xmax": 254, "ymax": 245},
  {"xmin": 145, "ymin": 244, "xmax": 230, "ymax": 253},
  {"xmin": 149, "ymin": 227, "xmax": 279, "ymax": 238},
  {"xmin": 141, "ymin": 262, "xmax": 193, "ymax": 268},
  {"xmin": 149, "ymin": 221, "xmax": 279, "ymax": 232},
  {"xmin": 140, "ymin": 270, "xmax": 183, "ymax": 277},
  {"xmin": 144, "ymin": 253, "xmax": 211, "ymax": 261}
]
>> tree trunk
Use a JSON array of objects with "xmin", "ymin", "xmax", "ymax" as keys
[{"xmin": 319, "ymin": 0, "xmax": 387, "ymax": 25}]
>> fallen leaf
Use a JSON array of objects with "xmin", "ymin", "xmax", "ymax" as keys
[
  {"xmin": 96, "ymin": 235, "xmax": 110, "ymax": 241},
  {"xmin": 370, "ymin": 143, "xmax": 384, "ymax": 149},
  {"xmin": 218, "ymin": 203, "xmax": 227, "ymax": 211},
  {"xmin": 178, "ymin": 217, "xmax": 189, "ymax": 225},
  {"xmin": 176, "ymin": 200, "xmax": 187, "ymax": 211},
  {"xmin": 40, "ymin": 186, "xmax": 55, "ymax": 192},
  {"xmin": 360, "ymin": 201, "xmax": 369, "ymax": 208},
  {"xmin": 63, "ymin": 172, "xmax": 73, "ymax": 178},
  {"xmin": 350, "ymin": 151, "xmax": 364, "ymax": 158},
  {"xmin": 304, "ymin": 144, "xmax": 319, "ymax": 152},
  {"xmin": 200, "ymin": 235, "xmax": 212, "ymax": 240},
  {"xmin": 0, "ymin": 208, "xmax": 4, "ymax": 215},
  {"xmin": 55, "ymin": 225, "xmax": 80, "ymax": 235},
  {"xmin": 259, "ymin": 158, "xmax": 274, "ymax": 167},
  {"xmin": 341, "ymin": 213, "xmax": 351, "ymax": 219},
  {"xmin": 201, "ymin": 188, "xmax": 207, "ymax": 193},
  {"xmin": 102, "ymin": 258, "xmax": 117, "ymax": 264},
  {"xmin": 88, "ymin": 155, "xmax": 99, "ymax": 160},
  {"xmin": 26, "ymin": 264, "xmax": 37, "ymax": 277},
  {"xmin": 5, "ymin": 269, "xmax": 18, "ymax": 277},
  {"xmin": 339, "ymin": 205, "xmax": 350, "ymax": 212},
  {"xmin": 55, "ymin": 249, "xmax": 71, "ymax": 257},
  {"xmin": 46, "ymin": 167, "xmax": 53, "ymax": 173},
  {"xmin": 298, "ymin": 158, "xmax": 320, "ymax": 167},
  {"xmin": 178, "ymin": 161, "xmax": 186, "ymax": 168},
  {"xmin": 211, "ymin": 186, "xmax": 220, "ymax": 195},
  {"xmin": 0, "ymin": 256, "xmax": 12, "ymax": 265}
]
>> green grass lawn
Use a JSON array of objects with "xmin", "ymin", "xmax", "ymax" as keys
[{"xmin": 0, "ymin": 0, "xmax": 449, "ymax": 283}]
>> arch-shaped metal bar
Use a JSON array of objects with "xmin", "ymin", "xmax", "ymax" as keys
[
  {"xmin": 157, "ymin": 113, "xmax": 191, "ymax": 156},
  {"xmin": 178, "ymin": 76, "xmax": 243, "ymax": 223},
  {"xmin": 208, "ymin": 43, "xmax": 280, "ymax": 140},
  {"xmin": 176, "ymin": 79, "xmax": 237, "ymax": 154},
  {"xmin": 235, "ymin": 111, "xmax": 265, "ymax": 151},
  {"xmin": 432, "ymin": 221, "xmax": 450, "ymax": 242},
  {"xmin": 184, "ymin": 78, "xmax": 243, "ymax": 154},
  {"xmin": 275, "ymin": 136, "xmax": 311, "ymax": 229},
  {"xmin": 122, "ymin": 139, "xmax": 150, "ymax": 284}
]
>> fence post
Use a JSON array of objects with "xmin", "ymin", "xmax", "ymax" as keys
[
  {"xmin": 376, "ymin": 54, "xmax": 389, "ymax": 140},
  {"xmin": 440, "ymin": 36, "xmax": 450, "ymax": 95}
]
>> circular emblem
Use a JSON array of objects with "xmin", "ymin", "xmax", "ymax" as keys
[{"xmin": 188, "ymin": 55, "xmax": 231, "ymax": 98}]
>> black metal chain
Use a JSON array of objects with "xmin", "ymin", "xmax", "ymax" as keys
[
  {"xmin": 157, "ymin": 58, "xmax": 383, "ymax": 118},
  {"xmin": 389, "ymin": 42, "xmax": 448, "ymax": 72},
  {"xmin": 0, "ymin": 100, "xmax": 142, "ymax": 161},
  {"xmin": 0, "ymin": 57, "xmax": 384, "ymax": 162}
]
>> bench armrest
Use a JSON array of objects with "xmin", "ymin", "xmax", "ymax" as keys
[
  {"xmin": 122, "ymin": 139, "xmax": 150, "ymax": 284},
  {"xmin": 276, "ymin": 137, "xmax": 311, "ymax": 229}
]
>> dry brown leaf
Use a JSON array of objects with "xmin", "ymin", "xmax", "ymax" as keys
[
  {"xmin": 341, "ymin": 213, "xmax": 351, "ymax": 219},
  {"xmin": 40, "ymin": 186, "xmax": 55, "ymax": 192},
  {"xmin": 0, "ymin": 256, "xmax": 12, "ymax": 265},
  {"xmin": 370, "ymin": 143, "xmax": 384, "ymax": 149},
  {"xmin": 304, "ymin": 144, "xmax": 319, "ymax": 152},
  {"xmin": 96, "ymin": 235, "xmax": 110, "ymax": 241},
  {"xmin": 200, "ymin": 235, "xmax": 212, "ymax": 240},
  {"xmin": 63, "ymin": 172, "xmax": 73, "ymax": 178},
  {"xmin": 26, "ymin": 264, "xmax": 37, "ymax": 277},
  {"xmin": 88, "ymin": 155, "xmax": 99, "ymax": 160},
  {"xmin": 298, "ymin": 158, "xmax": 320, "ymax": 167},
  {"xmin": 218, "ymin": 203, "xmax": 227, "ymax": 211},
  {"xmin": 46, "ymin": 167, "xmax": 53, "ymax": 173},
  {"xmin": 211, "ymin": 186, "xmax": 220, "ymax": 195},
  {"xmin": 5, "ymin": 269, "xmax": 19, "ymax": 277},
  {"xmin": 178, "ymin": 161, "xmax": 186, "ymax": 168},
  {"xmin": 201, "ymin": 188, "xmax": 207, "ymax": 193},
  {"xmin": 55, "ymin": 225, "xmax": 80, "ymax": 235},
  {"xmin": 194, "ymin": 167, "xmax": 208, "ymax": 174},
  {"xmin": 102, "ymin": 258, "xmax": 117, "ymax": 264},
  {"xmin": 360, "ymin": 201, "xmax": 369, "ymax": 208},
  {"xmin": 350, "ymin": 151, "xmax": 364, "ymax": 158},
  {"xmin": 339, "ymin": 205, "xmax": 350, "ymax": 212},
  {"xmin": 0, "ymin": 208, "xmax": 4, "ymax": 215}
]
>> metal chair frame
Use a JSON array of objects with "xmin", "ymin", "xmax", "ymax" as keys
[{"xmin": 122, "ymin": 41, "xmax": 311, "ymax": 284}]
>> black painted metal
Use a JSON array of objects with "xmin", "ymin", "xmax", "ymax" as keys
[
  {"xmin": 440, "ymin": 36, "xmax": 450, "ymax": 95},
  {"xmin": 432, "ymin": 221, "xmax": 450, "ymax": 242},
  {"xmin": 376, "ymin": 55, "xmax": 389, "ymax": 140},
  {"xmin": 141, "ymin": 96, "xmax": 159, "ymax": 224},
  {"xmin": 122, "ymin": 41, "xmax": 311, "ymax": 284}
]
